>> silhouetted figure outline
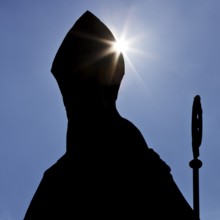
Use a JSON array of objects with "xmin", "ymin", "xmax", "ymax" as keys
[{"xmin": 24, "ymin": 11, "xmax": 198, "ymax": 220}]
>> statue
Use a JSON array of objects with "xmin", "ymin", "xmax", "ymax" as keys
[{"xmin": 24, "ymin": 11, "xmax": 198, "ymax": 219}]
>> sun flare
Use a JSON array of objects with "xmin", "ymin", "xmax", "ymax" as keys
[
  {"xmin": 100, "ymin": 21, "xmax": 146, "ymax": 87},
  {"xmin": 113, "ymin": 37, "xmax": 129, "ymax": 54}
]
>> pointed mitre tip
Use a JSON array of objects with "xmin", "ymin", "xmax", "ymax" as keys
[
  {"xmin": 82, "ymin": 10, "xmax": 101, "ymax": 21},
  {"xmin": 68, "ymin": 10, "xmax": 102, "ymax": 34},
  {"xmin": 82, "ymin": 10, "xmax": 95, "ymax": 18}
]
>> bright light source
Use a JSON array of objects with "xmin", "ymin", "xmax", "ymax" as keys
[{"xmin": 113, "ymin": 38, "xmax": 129, "ymax": 54}]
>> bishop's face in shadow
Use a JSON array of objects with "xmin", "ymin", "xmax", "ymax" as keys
[{"xmin": 62, "ymin": 52, "xmax": 124, "ymax": 121}]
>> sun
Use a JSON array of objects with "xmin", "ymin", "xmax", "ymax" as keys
[
  {"xmin": 112, "ymin": 37, "xmax": 129, "ymax": 54},
  {"xmin": 101, "ymin": 22, "xmax": 146, "ymax": 84}
]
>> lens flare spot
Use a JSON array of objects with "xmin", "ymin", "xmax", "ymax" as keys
[{"xmin": 113, "ymin": 38, "xmax": 129, "ymax": 54}]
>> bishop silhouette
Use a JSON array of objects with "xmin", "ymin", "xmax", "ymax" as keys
[{"xmin": 24, "ymin": 11, "xmax": 198, "ymax": 219}]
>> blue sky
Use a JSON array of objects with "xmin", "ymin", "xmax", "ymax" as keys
[{"xmin": 1, "ymin": 0, "xmax": 220, "ymax": 219}]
